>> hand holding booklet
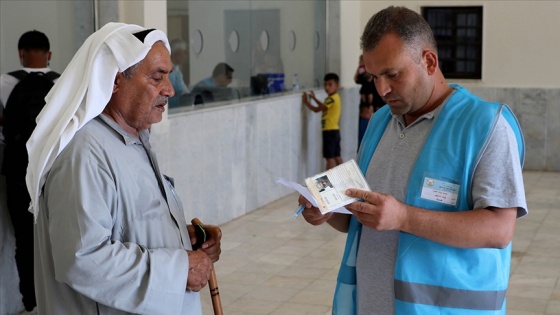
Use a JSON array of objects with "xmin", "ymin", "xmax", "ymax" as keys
[{"xmin": 277, "ymin": 159, "xmax": 371, "ymax": 215}]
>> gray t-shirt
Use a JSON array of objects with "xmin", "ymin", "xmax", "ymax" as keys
[
  {"xmin": 34, "ymin": 115, "xmax": 202, "ymax": 315},
  {"xmin": 356, "ymin": 95, "xmax": 527, "ymax": 314}
]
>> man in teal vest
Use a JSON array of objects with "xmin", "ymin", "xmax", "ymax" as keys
[{"xmin": 298, "ymin": 6, "xmax": 526, "ymax": 315}]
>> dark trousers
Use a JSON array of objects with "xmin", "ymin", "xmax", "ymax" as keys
[{"xmin": 6, "ymin": 178, "xmax": 36, "ymax": 311}]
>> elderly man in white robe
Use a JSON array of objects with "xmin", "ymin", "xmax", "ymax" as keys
[{"xmin": 27, "ymin": 23, "xmax": 221, "ymax": 315}]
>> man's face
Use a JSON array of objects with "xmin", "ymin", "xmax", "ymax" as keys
[
  {"xmin": 362, "ymin": 33, "xmax": 434, "ymax": 117},
  {"xmin": 109, "ymin": 42, "xmax": 174, "ymax": 134},
  {"xmin": 215, "ymin": 72, "xmax": 233, "ymax": 87},
  {"xmin": 324, "ymin": 79, "xmax": 339, "ymax": 95},
  {"xmin": 172, "ymin": 48, "xmax": 188, "ymax": 65}
]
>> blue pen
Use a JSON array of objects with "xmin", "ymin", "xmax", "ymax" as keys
[{"xmin": 292, "ymin": 205, "xmax": 305, "ymax": 219}]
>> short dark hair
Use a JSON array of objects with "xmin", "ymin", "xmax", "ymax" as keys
[
  {"xmin": 324, "ymin": 73, "xmax": 339, "ymax": 84},
  {"xmin": 361, "ymin": 6, "xmax": 437, "ymax": 62},
  {"xmin": 18, "ymin": 30, "xmax": 50, "ymax": 51},
  {"xmin": 212, "ymin": 62, "xmax": 234, "ymax": 78}
]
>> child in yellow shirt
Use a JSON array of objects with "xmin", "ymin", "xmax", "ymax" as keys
[{"xmin": 302, "ymin": 73, "xmax": 342, "ymax": 170}]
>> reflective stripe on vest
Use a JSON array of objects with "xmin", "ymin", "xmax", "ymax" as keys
[{"xmin": 395, "ymin": 280, "xmax": 507, "ymax": 310}]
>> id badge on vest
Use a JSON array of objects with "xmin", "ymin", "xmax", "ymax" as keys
[{"xmin": 420, "ymin": 175, "xmax": 460, "ymax": 207}]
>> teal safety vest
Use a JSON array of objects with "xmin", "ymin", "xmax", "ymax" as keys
[{"xmin": 333, "ymin": 84, "xmax": 524, "ymax": 315}]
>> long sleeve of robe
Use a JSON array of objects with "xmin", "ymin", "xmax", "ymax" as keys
[{"xmin": 34, "ymin": 116, "xmax": 201, "ymax": 315}]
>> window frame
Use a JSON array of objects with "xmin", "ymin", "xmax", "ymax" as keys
[{"xmin": 422, "ymin": 6, "xmax": 483, "ymax": 80}]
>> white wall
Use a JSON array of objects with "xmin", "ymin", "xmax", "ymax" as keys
[
  {"xmin": 482, "ymin": 2, "xmax": 560, "ymax": 88},
  {"xmin": 0, "ymin": 0, "xmax": 77, "ymax": 75},
  {"xmin": 359, "ymin": 0, "xmax": 560, "ymax": 88},
  {"xmin": 120, "ymin": 0, "xmax": 168, "ymax": 33},
  {"xmin": 338, "ymin": 1, "xmax": 362, "ymax": 87}
]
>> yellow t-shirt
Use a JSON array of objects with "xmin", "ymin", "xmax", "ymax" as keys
[{"xmin": 321, "ymin": 92, "xmax": 341, "ymax": 130}]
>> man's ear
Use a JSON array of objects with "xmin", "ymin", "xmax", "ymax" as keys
[
  {"xmin": 18, "ymin": 49, "xmax": 25, "ymax": 66},
  {"xmin": 423, "ymin": 49, "xmax": 438, "ymax": 75},
  {"xmin": 113, "ymin": 72, "xmax": 123, "ymax": 93}
]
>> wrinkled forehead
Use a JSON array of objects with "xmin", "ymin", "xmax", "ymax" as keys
[
  {"xmin": 362, "ymin": 34, "xmax": 411, "ymax": 73},
  {"xmin": 145, "ymin": 42, "xmax": 173, "ymax": 68}
]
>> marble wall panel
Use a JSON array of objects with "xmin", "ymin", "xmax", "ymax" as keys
[
  {"xmin": 160, "ymin": 91, "xmax": 356, "ymax": 225},
  {"xmin": 520, "ymin": 88, "xmax": 548, "ymax": 116},
  {"xmin": 470, "ymin": 86, "xmax": 498, "ymax": 104},
  {"xmin": 496, "ymin": 88, "xmax": 520, "ymax": 113},
  {"xmin": 244, "ymin": 104, "xmax": 259, "ymax": 214},
  {"xmin": 546, "ymin": 89, "xmax": 560, "ymax": 171},
  {"xmin": 470, "ymin": 86, "xmax": 560, "ymax": 171},
  {"xmin": 518, "ymin": 89, "xmax": 548, "ymax": 170},
  {"xmin": 254, "ymin": 101, "xmax": 273, "ymax": 209},
  {"xmin": 302, "ymin": 93, "xmax": 324, "ymax": 176},
  {"xmin": 340, "ymin": 87, "xmax": 360, "ymax": 162},
  {"xmin": 287, "ymin": 101, "xmax": 305, "ymax": 183},
  {"xmin": 520, "ymin": 112, "xmax": 547, "ymax": 170}
]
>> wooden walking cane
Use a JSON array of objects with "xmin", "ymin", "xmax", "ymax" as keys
[{"xmin": 191, "ymin": 218, "xmax": 224, "ymax": 315}]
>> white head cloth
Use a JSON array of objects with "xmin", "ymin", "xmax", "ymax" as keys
[{"xmin": 26, "ymin": 22, "xmax": 170, "ymax": 220}]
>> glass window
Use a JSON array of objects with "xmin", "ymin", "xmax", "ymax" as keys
[
  {"xmin": 422, "ymin": 6, "xmax": 483, "ymax": 80},
  {"xmin": 166, "ymin": 0, "xmax": 326, "ymax": 110}
]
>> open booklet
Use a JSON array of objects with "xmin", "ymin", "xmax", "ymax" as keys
[{"xmin": 277, "ymin": 159, "xmax": 371, "ymax": 214}]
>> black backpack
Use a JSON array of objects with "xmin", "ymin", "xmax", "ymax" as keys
[{"xmin": 2, "ymin": 70, "xmax": 60, "ymax": 181}]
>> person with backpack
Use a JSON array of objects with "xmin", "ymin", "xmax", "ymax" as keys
[{"xmin": 0, "ymin": 29, "xmax": 59, "ymax": 315}]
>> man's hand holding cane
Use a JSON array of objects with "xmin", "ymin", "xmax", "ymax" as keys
[{"xmin": 188, "ymin": 218, "xmax": 224, "ymax": 315}]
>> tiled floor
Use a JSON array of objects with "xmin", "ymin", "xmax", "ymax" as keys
[{"xmin": 201, "ymin": 171, "xmax": 560, "ymax": 315}]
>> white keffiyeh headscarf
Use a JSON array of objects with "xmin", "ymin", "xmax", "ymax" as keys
[{"xmin": 26, "ymin": 22, "xmax": 170, "ymax": 221}]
